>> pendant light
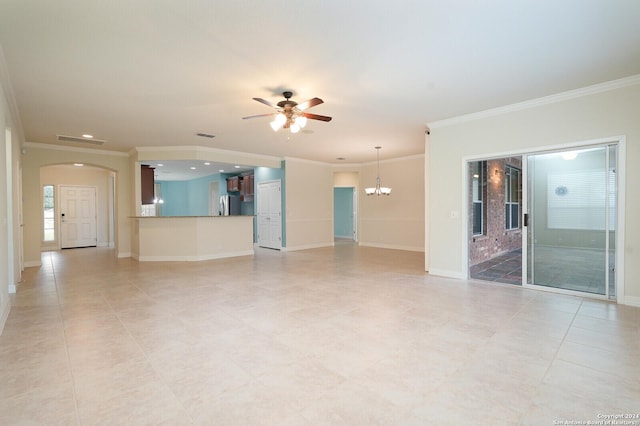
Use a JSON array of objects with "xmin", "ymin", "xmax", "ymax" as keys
[{"xmin": 365, "ymin": 146, "xmax": 391, "ymax": 196}]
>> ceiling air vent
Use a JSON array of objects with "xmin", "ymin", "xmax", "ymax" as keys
[
  {"xmin": 56, "ymin": 135, "xmax": 106, "ymax": 145},
  {"xmin": 196, "ymin": 133, "xmax": 215, "ymax": 138}
]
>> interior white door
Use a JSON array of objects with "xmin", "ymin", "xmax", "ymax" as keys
[
  {"xmin": 209, "ymin": 181, "xmax": 220, "ymax": 215},
  {"xmin": 60, "ymin": 185, "xmax": 97, "ymax": 249},
  {"xmin": 257, "ymin": 180, "xmax": 282, "ymax": 249}
]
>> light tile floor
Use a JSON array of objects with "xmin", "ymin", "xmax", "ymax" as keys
[{"xmin": 1, "ymin": 245, "xmax": 639, "ymax": 425}]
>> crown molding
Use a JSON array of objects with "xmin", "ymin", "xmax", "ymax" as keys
[
  {"xmin": 134, "ymin": 145, "xmax": 282, "ymax": 162},
  {"xmin": 24, "ymin": 142, "xmax": 129, "ymax": 156},
  {"xmin": 428, "ymin": 74, "xmax": 640, "ymax": 129},
  {"xmin": 0, "ymin": 44, "xmax": 25, "ymax": 144},
  {"xmin": 362, "ymin": 153, "xmax": 425, "ymax": 167},
  {"xmin": 285, "ymin": 152, "xmax": 425, "ymax": 168}
]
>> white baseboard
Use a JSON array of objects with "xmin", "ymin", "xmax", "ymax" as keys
[
  {"xmin": 623, "ymin": 295, "xmax": 640, "ymax": 308},
  {"xmin": 427, "ymin": 268, "xmax": 467, "ymax": 280},
  {"xmin": 0, "ymin": 300, "xmax": 10, "ymax": 335},
  {"xmin": 23, "ymin": 260, "xmax": 42, "ymax": 268},
  {"xmin": 284, "ymin": 242, "xmax": 333, "ymax": 252},
  {"xmin": 358, "ymin": 242, "xmax": 425, "ymax": 252},
  {"xmin": 136, "ymin": 250, "xmax": 254, "ymax": 262}
]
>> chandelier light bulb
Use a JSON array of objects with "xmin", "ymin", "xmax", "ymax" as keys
[{"xmin": 290, "ymin": 123, "xmax": 301, "ymax": 133}]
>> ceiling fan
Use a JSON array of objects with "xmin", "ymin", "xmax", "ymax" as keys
[{"xmin": 242, "ymin": 91, "xmax": 332, "ymax": 133}]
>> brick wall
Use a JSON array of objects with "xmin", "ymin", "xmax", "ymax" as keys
[{"xmin": 468, "ymin": 157, "xmax": 522, "ymax": 266}]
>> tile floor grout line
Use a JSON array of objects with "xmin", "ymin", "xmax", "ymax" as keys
[
  {"xmin": 49, "ymin": 252, "xmax": 84, "ymax": 426},
  {"xmin": 104, "ymin": 288, "xmax": 198, "ymax": 425},
  {"xmin": 540, "ymin": 297, "xmax": 584, "ymax": 382},
  {"xmin": 515, "ymin": 295, "xmax": 585, "ymax": 425}
]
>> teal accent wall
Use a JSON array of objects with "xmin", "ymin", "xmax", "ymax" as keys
[
  {"xmin": 158, "ymin": 173, "xmax": 220, "ymax": 216},
  {"xmin": 334, "ymin": 187, "xmax": 354, "ymax": 238},
  {"xmin": 158, "ymin": 181, "xmax": 189, "ymax": 216},
  {"xmin": 187, "ymin": 174, "xmax": 216, "ymax": 215}
]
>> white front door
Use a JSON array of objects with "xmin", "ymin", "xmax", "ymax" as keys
[
  {"xmin": 257, "ymin": 180, "xmax": 281, "ymax": 249},
  {"xmin": 60, "ymin": 185, "xmax": 97, "ymax": 249}
]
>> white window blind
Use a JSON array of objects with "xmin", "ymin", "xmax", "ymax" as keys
[{"xmin": 547, "ymin": 170, "xmax": 615, "ymax": 230}]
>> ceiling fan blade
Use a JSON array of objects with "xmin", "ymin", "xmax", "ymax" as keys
[
  {"xmin": 242, "ymin": 112, "xmax": 276, "ymax": 120},
  {"xmin": 300, "ymin": 112, "xmax": 332, "ymax": 122},
  {"xmin": 296, "ymin": 97, "xmax": 324, "ymax": 111},
  {"xmin": 252, "ymin": 97, "xmax": 276, "ymax": 108}
]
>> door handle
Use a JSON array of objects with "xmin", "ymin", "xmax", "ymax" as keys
[{"xmin": 524, "ymin": 213, "xmax": 529, "ymax": 227}]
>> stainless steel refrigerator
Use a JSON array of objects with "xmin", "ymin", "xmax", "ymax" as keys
[{"xmin": 220, "ymin": 195, "xmax": 241, "ymax": 216}]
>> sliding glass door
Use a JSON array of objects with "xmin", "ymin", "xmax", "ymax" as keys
[{"xmin": 525, "ymin": 145, "xmax": 617, "ymax": 298}]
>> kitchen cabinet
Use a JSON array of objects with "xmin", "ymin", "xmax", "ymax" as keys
[
  {"xmin": 227, "ymin": 176, "xmax": 240, "ymax": 192},
  {"xmin": 241, "ymin": 173, "xmax": 254, "ymax": 202},
  {"xmin": 141, "ymin": 165, "xmax": 155, "ymax": 205}
]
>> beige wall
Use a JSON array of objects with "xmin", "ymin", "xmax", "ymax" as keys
[
  {"xmin": 0, "ymin": 80, "xmax": 11, "ymax": 329},
  {"xmin": 40, "ymin": 165, "xmax": 114, "ymax": 250},
  {"xmin": 284, "ymin": 158, "xmax": 334, "ymax": 250},
  {"xmin": 22, "ymin": 144, "xmax": 131, "ymax": 265},
  {"xmin": 132, "ymin": 216, "xmax": 253, "ymax": 261},
  {"xmin": 0, "ymin": 67, "xmax": 24, "ymax": 332},
  {"xmin": 359, "ymin": 155, "xmax": 425, "ymax": 252},
  {"xmin": 429, "ymin": 80, "xmax": 640, "ymax": 306},
  {"xmin": 333, "ymin": 171, "xmax": 359, "ymax": 188}
]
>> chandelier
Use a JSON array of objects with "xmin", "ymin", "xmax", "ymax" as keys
[{"xmin": 365, "ymin": 146, "xmax": 391, "ymax": 196}]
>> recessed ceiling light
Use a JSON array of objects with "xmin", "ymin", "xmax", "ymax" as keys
[
  {"xmin": 204, "ymin": 162, "xmax": 211, "ymax": 165},
  {"xmin": 74, "ymin": 163, "xmax": 84, "ymax": 167},
  {"xmin": 190, "ymin": 167, "xmax": 197, "ymax": 170},
  {"xmin": 336, "ymin": 157, "xmax": 346, "ymax": 161},
  {"xmin": 234, "ymin": 165, "xmax": 240, "ymax": 169},
  {"xmin": 156, "ymin": 163, "xmax": 164, "ymax": 167},
  {"xmin": 81, "ymin": 134, "xmax": 93, "ymax": 139},
  {"xmin": 219, "ymin": 169, "xmax": 225, "ymax": 173}
]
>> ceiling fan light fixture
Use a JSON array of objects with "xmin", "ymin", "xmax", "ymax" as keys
[
  {"xmin": 270, "ymin": 120, "xmax": 283, "ymax": 132},
  {"xmin": 294, "ymin": 115, "xmax": 307, "ymax": 128},
  {"xmin": 243, "ymin": 91, "xmax": 332, "ymax": 134},
  {"xmin": 275, "ymin": 113, "xmax": 287, "ymax": 125}
]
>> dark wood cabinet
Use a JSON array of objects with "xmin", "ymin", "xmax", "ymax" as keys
[
  {"xmin": 141, "ymin": 165, "xmax": 155, "ymax": 205},
  {"xmin": 227, "ymin": 174, "xmax": 254, "ymax": 201},
  {"xmin": 240, "ymin": 173, "xmax": 254, "ymax": 202},
  {"xmin": 226, "ymin": 176, "xmax": 240, "ymax": 192}
]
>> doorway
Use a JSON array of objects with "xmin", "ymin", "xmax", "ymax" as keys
[
  {"xmin": 60, "ymin": 185, "xmax": 97, "ymax": 249},
  {"xmin": 524, "ymin": 144, "xmax": 618, "ymax": 299},
  {"xmin": 257, "ymin": 180, "xmax": 282, "ymax": 249},
  {"xmin": 209, "ymin": 181, "xmax": 219, "ymax": 216},
  {"xmin": 334, "ymin": 187, "xmax": 356, "ymax": 241},
  {"xmin": 466, "ymin": 141, "xmax": 622, "ymax": 301},
  {"xmin": 468, "ymin": 156, "xmax": 523, "ymax": 285}
]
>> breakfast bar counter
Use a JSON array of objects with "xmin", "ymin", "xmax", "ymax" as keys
[{"xmin": 130, "ymin": 215, "xmax": 254, "ymax": 261}]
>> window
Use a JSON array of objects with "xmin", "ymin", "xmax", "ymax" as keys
[
  {"xmin": 471, "ymin": 161, "xmax": 486, "ymax": 235},
  {"xmin": 505, "ymin": 166, "xmax": 520, "ymax": 230},
  {"xmin": 43, "ymin": 184, "xmax": 55, "ymax": 241}
]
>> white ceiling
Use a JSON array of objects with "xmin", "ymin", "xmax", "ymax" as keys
[{"xmin": 1, "ymin": 0, "xmax": 640, "ymax": 166}]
